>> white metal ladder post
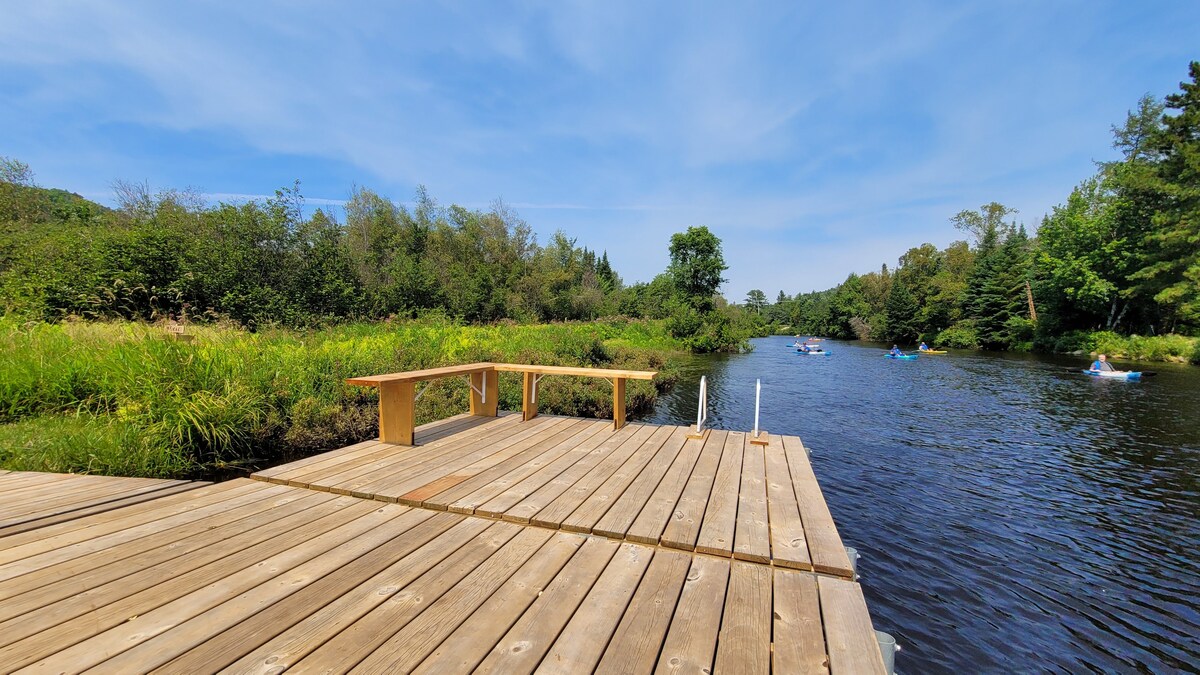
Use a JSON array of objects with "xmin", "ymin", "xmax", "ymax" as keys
[
  {"xmin": 686, "ymin": 375, "xmax": 709, "ymax": 440},
  {"xmin": 750, "ymin": 378, "xmax": 769, "ymax": 446}
]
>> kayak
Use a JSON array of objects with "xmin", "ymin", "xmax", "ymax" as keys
[
  {"xmin": 1083, "ymin": 369, "xmax": 1141, "ymax": 380},
  {"xmin": 796, "ymin": 349, "xmax": 832, "ymax": 356},
  {"xmin": 917, "ymin": 350, "xmax": 947, "ymax": 355},
  {"xmin": 884, "ymin": 354, "xmax": 918, "ymax": 360}
]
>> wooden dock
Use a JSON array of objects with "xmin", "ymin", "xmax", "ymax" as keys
[
  {"xmin": 0, "ymin": 363, "xmax": 887, "ymax": 673},
  {"xmin": 255, "ymin": 413, "xmax": 856, "ymax": 578},
  {"xmin": 0, "ymin": 470, "xmax": 208, "ymax": 538}
]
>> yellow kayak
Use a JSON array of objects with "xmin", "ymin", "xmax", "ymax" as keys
[{"xmin": 918, "ymin": 349, "xmax": 947, "ymax": 355}]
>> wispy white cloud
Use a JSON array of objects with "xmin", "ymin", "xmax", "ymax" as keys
[{"xmin": 2, "ymin": 1, "xmax": 1197, "ymax": 298}]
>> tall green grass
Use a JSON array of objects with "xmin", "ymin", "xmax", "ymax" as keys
[{"xmin": 0, "ymin": 317, "xmax": 682, "ymax": 478}]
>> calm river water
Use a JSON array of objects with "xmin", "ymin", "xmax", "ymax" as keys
[{"xmin": 645, "ymin": 336, "xmax": 1200, "ymax": 674}]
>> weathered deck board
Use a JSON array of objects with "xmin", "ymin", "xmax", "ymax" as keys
[
  {"xmin": 155, "ymin": 510, "xmax": 464, "ymax": 672},
  {"xmin": 325, "ymin": 415, "xmax": 539, "ymax": 500},
  {"xmin": 784, "ymin": 435, "xmax": 855, "ymax": 576},
  {"xmin": 290, "ymin": 521, "xmax": 524, "ymax": 671},
  {"xmin": 221, "ymin": 515, "xmax": 491, "ymax": 672},
  {"xmin": 474, "ymin": 420, "xmax": 616, "ymax": 518},
  {"xmin": 501, "ymin": 423, "xmax": 643, "ymax": 524},
  {"xmin": 250, "ymin": 420, "xmax": 856, "ymax": 579},
  {"xmin": 528, "ymin": 423, "xmax": 657, "ymax": 528},
  {"xmin": 0, "ymin": 472, "xmax": 206, "ymax": 538},
  {"xmin": 590, "ymin": 426, "xmax": 689, "ymax": 539},
  {"xmin": 0, "ymin": 414, "xmax": 881, "ymax": 673},
  {"xmin": 559, "ymin": 424, "xmax": 677, "ymax": 535},
  {"xmin": 655, "ymin": 554, "xmax": 730, "ymax": 673},
  {"xmin": 0, "ymin": 480, "xmax": 280, "ymax": 574},
  {"xmin": 352, "ymin": 416, "xmax": 558, "ymax": 502},
  {"xmin": 819, "ymin": 575, "xmax": 889, "ymax": 674},
  {"xmin": 273, "ymin": 414, "xmax": 522, "ymax": 492},
  {"xmin": 353, "ymin": 526, "xmax": 557, "ymax": 673},
  {"xmin": 734, "ymin": 437, "xmax": 772, "ymax": 563},
  {"xmin": 476, "ymin": 536, "xmax": 620, "ymax": 672},
  {"xmin": 0, "ymin": 489, "xmax": 380, "ymax": 669},
  {"xmin": 251, "ymin": 413, "xmax": 479, "ymax": 483},
  {"xmin": 595, "ymin": 546, "xmax": 691, "ymax": 673},
  {"xmin": 714, "ymin": 560, "xmax": 772, "ymax": 674},
  {"xmin": 695, "ymin": 430, "xmax": 746, "ymax": 557},
  {"xmin": 539, "ymin": 541, "xmax": 653, "ymax": 673},
  {"xmin": 774, "ymin": 567, "xmax": 829, "ymax": 674},
  {"xmin": 624, "ymin": 429, "xmax": 709, "ymax": 545},
  {"xmin": 0, "ymin": 480, "xmax": 207, "ymax": 538},
  {"xmin": 764, "ymin": 433, "xmax": 813, "ymax": 570},
  {"xmin": 0, "ymin": 488, "xmax": 332, "ymax": 619},
  {"xmin": 411, "ymin": 531, "xmax": 586, "ymax": 674},
  {"xmin": 442, "ymin": 419, "xmax": 606, "ymax": 514},
  {"xmin": 658, "ymin": 429, "xmax": 729, "ymax": 552}
]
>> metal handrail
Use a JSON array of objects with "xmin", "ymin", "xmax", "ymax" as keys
[
  {"xmin": 695, "ymin": 375, "xmax": 708, "ymax": 434},
  {"xmin": 753, "ymin": 378, "xmax": 762, "ymax": 439}
]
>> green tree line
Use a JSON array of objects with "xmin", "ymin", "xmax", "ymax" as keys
[
  {"xmin": 1, "ymin": 161, "xmax": 755, "ymax": 351},
  {"xmin": 761, "ymin": 61, "xmax": 1200, "ymax": 352}
]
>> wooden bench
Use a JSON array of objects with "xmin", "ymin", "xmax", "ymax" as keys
[
  {"xmin": 347, "ymin": 362, "xmax": 657, "ymax": 446},
  {"xmin": 491, "ymin": 363, "xmax": 657, "ymax": 430}
]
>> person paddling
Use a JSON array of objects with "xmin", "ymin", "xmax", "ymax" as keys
[
  {"xmin": 1089, "ymin": 354, "xmax": 1116, "ymax": 372},
  {"xmin": 890, "ymin": 345, "xmax": 904, "ymax": 357},
  {"xmin": 918, "ymin": 341, "xmax": 930, "ymax": 352}
]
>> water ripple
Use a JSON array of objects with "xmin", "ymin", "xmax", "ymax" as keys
[{"xmin": 647, "ymin": 337, "xmax": 1200, "ymax": 674}]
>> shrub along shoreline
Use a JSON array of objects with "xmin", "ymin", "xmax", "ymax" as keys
[
  {"xmin": 1042, "ymin": 330, "xmax": 1200, "ymax": 364},
  {"xmin": 0, "ymin": 317, "xmax": 683, "ymax": 479}
]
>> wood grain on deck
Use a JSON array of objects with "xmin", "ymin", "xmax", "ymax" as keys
[
  {"xmin": 254, "ymin": 416, "xmax": 857, "ymax": 577},
  {"xmin": 0, "ymin": 414, "xmax": 884, "ymax": 673},
  {"xmin": 0, "ymin": 471, "xmax": 208, "ymax": 538}
]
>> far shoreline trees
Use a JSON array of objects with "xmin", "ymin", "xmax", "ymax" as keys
[
  {"xmin": 4, "ymin": 61, "xmax": 1196, "ymax": 358},
  {"xmin": 779, "ymin": 61, "xmax": 1199, "ymax": 351}
]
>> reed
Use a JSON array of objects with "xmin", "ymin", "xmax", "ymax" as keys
[{"xmin": 0, "ymin": 317, "xmax": 682, "ymax": 478}]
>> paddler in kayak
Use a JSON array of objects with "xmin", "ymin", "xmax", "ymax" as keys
[
  {"xmin": 918, "ymin": 341, "xmax": 930, "ymax": 352},
  {"xmin": 890, "ymin": 345, "xmax": 905, "ymax": 357},
  {"xmin": 1089, "ymin": 354, "xmax": 1116, "ymax": 372}
]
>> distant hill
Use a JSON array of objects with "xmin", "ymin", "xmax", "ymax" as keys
[{"xmin": 0, "ymin": 182, "xmax": 110, "ymax": 223}]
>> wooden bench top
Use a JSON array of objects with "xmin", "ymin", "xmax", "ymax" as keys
[
  {"xmin": 346, "ymin": 363, "xmax": 499, "ymax": 386},
  {"xmin": 347, "ymin": 362, "xmax": 657, "ymax": 387},
  {"xmin": 492, "ymin": 363, "xmax": 657, "ymax": 380}
]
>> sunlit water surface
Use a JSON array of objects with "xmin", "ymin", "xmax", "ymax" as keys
[{"xmin": 646, "ymin": 336, "xmax": 1200, "ymax": 674}]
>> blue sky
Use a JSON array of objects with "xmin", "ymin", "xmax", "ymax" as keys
[{"xmin": 2, "ymin": 2, "xmax": 1197, "ymax": 300}]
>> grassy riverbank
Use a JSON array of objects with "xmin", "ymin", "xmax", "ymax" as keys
[
  {"xmin": 1041, "ymin": 330, "xmax": 1200, "ymax": 364},
  {"xmin": 0, "ymin": 317, "xmax": 682, "ymax": 479}
]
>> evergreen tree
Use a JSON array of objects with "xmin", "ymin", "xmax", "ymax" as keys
[
  {"xmin": 745, "ymin": 289, "xmax": 767, "ymax": 313},
  {"xmin": 1129, "ymin": 61, "xmax": 1200, "ymax": 330},
  {"xmin": 885, "ymin": 278, "xmax": 919, "ymax": 342}
]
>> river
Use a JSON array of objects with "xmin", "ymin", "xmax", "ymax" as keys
[{"xmin": 645, "ymin": 336, "xmax": 1200, "ymax": 674}]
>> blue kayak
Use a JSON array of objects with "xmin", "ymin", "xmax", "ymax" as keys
[
  {"xmin": 1082, "ymin": 369, "xmax": 1141, "ymax": 380},
  {"xmin": 796, "ymin": 349, "xmax": 832, "ymax": 356},
  {"xmin": 884, "ymin": 354, "xmax": 918, "ymax": 360}
]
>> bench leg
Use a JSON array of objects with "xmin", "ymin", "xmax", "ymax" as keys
[
  {"xmin": 379, "ymin": 380, "xmax": 415, "ymax": 445},
  {"xmin": 613, "ymin": 377, "xmax": 626, "ymax": 430},
  {"xmin": 522, "ymin": 372, "xmax": 539, "ymax": 421},
  {"xmin": 470, "ymin": 370, "xmax": 498, "ymax": 417}
]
